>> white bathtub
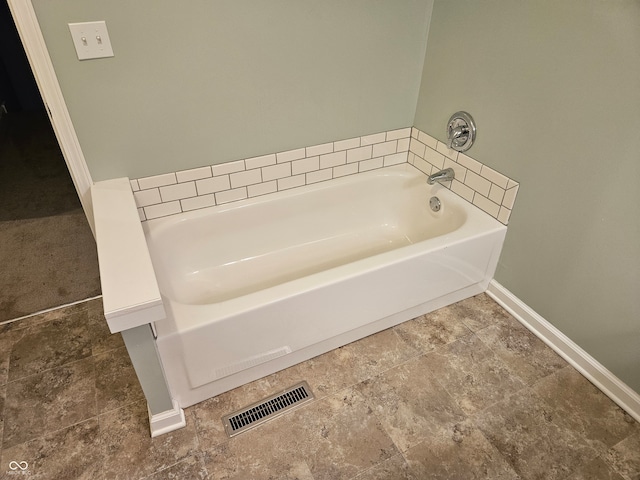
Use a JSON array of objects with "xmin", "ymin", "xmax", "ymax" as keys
[{"xmin": 145, "ymin": 164, "xmax": 507, "ymax": 407}]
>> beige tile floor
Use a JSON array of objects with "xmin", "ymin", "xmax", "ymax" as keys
[{"xmin": 0, "ymin": 294, "xmax": 638, "ymax": 480}]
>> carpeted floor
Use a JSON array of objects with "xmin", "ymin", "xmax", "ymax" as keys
[{"xmin": 0, "ymin": 111, "xmax": 101, "ymax": 322}]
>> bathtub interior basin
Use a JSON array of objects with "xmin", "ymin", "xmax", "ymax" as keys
[{"xmin": 144, "ymin": 164, "xmax": 507, "ymax": 407}]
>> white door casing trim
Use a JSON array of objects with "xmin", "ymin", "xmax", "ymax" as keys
[{"xmin": 7, "ymin": 0, "xmax": 95, "ymax": 232}]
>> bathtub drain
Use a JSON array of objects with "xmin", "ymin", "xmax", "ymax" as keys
[{"xmin": 222, "ymin": 381, "xmax": 314, "ymax": 437}]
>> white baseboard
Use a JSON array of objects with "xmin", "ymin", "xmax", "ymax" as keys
[
  {"xmin": 148, "ymin": 400, "xmax": 186, "ymax": 438},
  {"xmin": 486, "ymin": 280, "xmax": 640, "ymax": 423}
]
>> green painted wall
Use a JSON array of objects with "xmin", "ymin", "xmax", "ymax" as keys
[
  {"xmin": 32, "ymin": 0, "xmax": 433, "ymax": 181},
  {"xmin": 415, "ymin": 1, "xmax": 640, "ymax": 392}
]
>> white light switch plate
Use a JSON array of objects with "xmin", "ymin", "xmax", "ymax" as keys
[{"xmin": 68, "ymin": 21, "xmax": 114, "ymax": 60}]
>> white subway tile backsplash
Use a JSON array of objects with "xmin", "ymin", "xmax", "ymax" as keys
[
  {"xmin": 334, "ymin": 137, "xmax": 360, "ymax": 151},
  {"xmin": 408, "ymin": 127, "xmax": 518, "ymax": 225},
  {"xmin": 397, "ymin": 137, "xmax": 410, "ymax": 153},
  {"xmin": 413, "ymin": 157, "xmax": 433, "ymax": 175},
  {"xmin": 181, "ymin": 193, "xmax": 216, "ymax": 212},
  {"xmin": 144, "ymin": 201, "xmax": 181, "ymax": 220},
  {"xmin": 278, "ymin": 174, "xmax": 305, "ymax": 191},
  {"xmin": 409, "ymin": 138, "xmax": 426, "ymax": 158},
  {"xmin": 347, "ymin": 145, "xmax": 372, "ymax": 163},
  {"xmin": 361, "ymin": 132, "xmax": 386, "ymax": 146},
  {"xmin": 372, "ymin": 140, "xmax": 397, "ymax": 158},
  {"xmin": 480, "ymin": 165, "xmax": 509, "ymax": 189},
  {"xmin": 248, "ymin": 180, "xmax": 277, "ymax": 197},
  {"xmin": 196, "ymin": 175, "xmax": 231, "ymax": 195},
  {"xmin": 333, "ymin": 163, "xmax": 358, "ymax": 178},
  {"xmin": 498, "ymin": 206, "xmax": 512, "ymax": 224},
  {"xmin": 451, "ymin": 180, "xmax": 475, "ymax": 203},
  {"xmin": 138, "ymin": 172, "xmax": 177, "ymax": 190},
  {"xmin": 134, "ymin": 188, "xmax": 161, "ymax": 208},
  {"xmin": 383, "ymin": 152, "xmax": 407, "ymax": 167},
  {"xmin": 444, "ymin": 157, "xmax": 467, "ymax": 184},
  {"xmin": 436, "ymin": 141, "xmax": 459, "ymax": 161},
  {"xmin": 359, "ymin": 157, "xmax": 384, "ymax": 172},
  {"xmin": 386, "ymin": 127, "xmax": 411, "ymax": 141},
  {"xmin": 457, "ymin": 153, "xmax": 482, "ymax": 174},
  {"xmin": 176, "ymin": 166, "xmax": 212, "ymax": 183},
  {"xmin": 417, "ymin": 131, "xmax": 437, "ymax": 149},
  {"xmin": 424, "ymin": 147, "xmax": 445, "ymax": 170},
  {"xmin": 245, "ymin": 154, "xmax": 276, "ymax": 170},
  {"xmin": 276, "ymin": 148, "xmax": 305, "ymax": 163},
  {"xmin": 307, "ymin": 168, "xmax": 332, "ymax": 184},
  {"xmin": 306, "ymin": 142, "xmax": 333, "ymax": 157},
  {"xmin": 502, "ymin": 184, "xmax": 519, "ymax": 210},
  {"xmin": 488, "ymin": 183, "xmax": 506, "ymax": 205},
  {"xmin": 230, "ymin": 169, "xmax": 262, "ymax": 188},
  {"xmin": 132, "ymin": 126, "xmax": 518, "ymax": 226},
  {"xmin": 216, "ymin": 187, "xmax": 247, "ymax": 204},
  {"xmin": 160, "ymin": 182, "xmax": 197, "ymax": 202},
  {"xmin": 464, "ymin": 170, "xmax": 492, "ymax": 197},
  {"xmin": 212, "ymin": 160, "xmax": 245, "ymax": 176},
  {"xmin": 473, "ymin": 194, "xmax": 500, "ymax": 218},
  {"xmin": 262, "ymin": 163, "xmax": 292, "ymax": 182},
  {"xmin": 320, "ymin": 151, "xmax": 346, "ymax": 169},
  {"xmin": 292, "ymin": 156, "xmax": 320, "ymax": 175}
]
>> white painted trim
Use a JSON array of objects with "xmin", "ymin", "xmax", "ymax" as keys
[
  {"xmin": 7, "ymin": 0, "xmax": 94, "ymax": 232},
  {"xmin": 486, "ymin": 280, "xmax": 640, "ymax": 423},
  {"xmin": 147, "ymin": 400, "xmax": 186, "ymax": 438}
]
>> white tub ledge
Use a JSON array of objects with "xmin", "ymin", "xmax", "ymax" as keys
[{"xmin": 92, "ymin": 177, "xmax": 186, "ymax": 437}]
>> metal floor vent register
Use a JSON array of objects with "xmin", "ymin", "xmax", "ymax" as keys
[{"xmin": 222, "ymin": 381, "xmax": 314, "ymax": 437}]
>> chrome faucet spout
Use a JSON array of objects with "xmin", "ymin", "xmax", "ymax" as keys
[{"xmin": 427, "ymin": 168, "xmax": 455, "ymax": 185}]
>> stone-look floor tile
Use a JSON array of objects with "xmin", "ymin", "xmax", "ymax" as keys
[
  {"xmin": 203, "ymin": 425, "xmax": 314, "ymax": 480},
  {"xmin": 474, "ymin": 317, "xmax": 566, "ymax": 385},
  {"xmin": 473, "ymin": 388, "xmax": 597, "ymax": 480},
  {"xmin": 450, "ymin": 293, "xmax": 516, "ymax": 332},
  {"xmin": 191, "ymin": 386, "xmax": 255, "ymax": 450},
  {"xmin": 565, "ymin": 456, "xmax": 626, "ymax": 480},
  {"xmin": 191, "ymin": 364, "xmax": 316, "ymax": 450},
  {"xmin": 404, "ymin": 421, "xmax": 520, "ymax": 480},
  {"xmin": 357, "ymin": 355, "xmax": 466, "ymax": 452},
  {"xmin": 0, "ymin": 418, "xmax": 103, "ymax": 480},
  {"xmin": 95, "ymin": 346, "xmax": 144, "ymax": 414},
  {"xmin": 292, "ymin": 387, "xmax": 399, "ymax": 480},
  {"xmin": 352, "ymin": 454, "xmax": 418, "ymax": 480},
  {"xmin": 144, "ymin": 454, "xmax": 209, "ymax": 480},
  {"xmin": 8, "ymin": 312, "xmax": 92, "ymax": 381},
  {"xmin": 100, "ymin": 400, "xmax": 198, "ymax": 480},
  {"xmin": 422, "ymin": 334, "xmax": 526, "ymax": 415},
  {"xmin": 605, "ymin": 430, "xmax": 640, "ymax": 480},
  {"xmin": 533, "ymin": 366, "xmax": 639, "ymax": 455},
  {"xmin": 393, "ymin": 307, "xmax": 472, "ymax": 353},
  {"xmin": 3, "ymin": 357, "xmax": 96, "ymax": 449},
  {"xmin": 0, "ymin": 384, "xmax": 5, "ymax": 451},
  {"xmin": 333, "ymin": 328, "xmax": 420, "ymax": 383},
  {"xmin": 0, "ymin": 301, "xmax": 89, "ymax": 335},
  {"xmin": 88, "ymin": 298, "xmax": 124, "ymax": 356},
  {"xmin": 261, "ymin": 348, "xmax": 361, "ymax": 400},
  {"xmin": 0, "ymin": 329, "xmax": 24, "ymax": 387}
]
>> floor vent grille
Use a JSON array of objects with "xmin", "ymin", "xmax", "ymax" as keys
[{"xmin": 222, "ymin": 381, "xmax": 314, "ymax": 437}]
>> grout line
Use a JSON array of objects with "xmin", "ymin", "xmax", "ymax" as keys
[{"xmin": 0, "ymin": 294, "xmax": 102, "ymax": 326}]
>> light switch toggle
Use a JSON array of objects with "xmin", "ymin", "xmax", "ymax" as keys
[{"xmin": 68, "ymin": 21, "xmax": 114, "ymax": 60}]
